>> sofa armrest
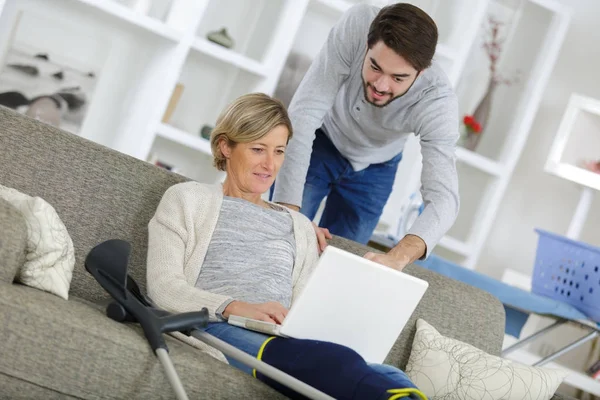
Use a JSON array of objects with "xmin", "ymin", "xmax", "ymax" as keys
[{"xmin": 0, "ymin": 198, "xmax": 27, "ymax": 283}]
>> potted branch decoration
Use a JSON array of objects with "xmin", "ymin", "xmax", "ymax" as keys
[{"xmin": 464, "ymin": 16, "xmax": 520, "ymax": 152}]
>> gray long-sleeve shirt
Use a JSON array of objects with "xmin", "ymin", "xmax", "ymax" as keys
[{"xmin": 272, "ymin": 4, "xmax": 460, "ymax": 257}]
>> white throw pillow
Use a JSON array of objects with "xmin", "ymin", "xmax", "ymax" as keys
[
  {"xmin": 0, "ymin": 184, "xmax": 75, "ymax": 300},
  {"xmin": 406, "ymin": 319, "xmax": 568, "ymax": 400}
]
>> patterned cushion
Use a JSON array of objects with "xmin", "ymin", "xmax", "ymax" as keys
[{"xmin": 406, "ymin": 319, "xmax": 568, "ymax": 399}]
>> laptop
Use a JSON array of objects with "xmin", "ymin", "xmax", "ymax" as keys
[{"xmin": 228, "ymin": 245, "xmax": 429, "ymax": 364}]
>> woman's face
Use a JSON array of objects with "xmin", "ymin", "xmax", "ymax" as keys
[{"xmin": 220, "ymin": 125, "xmax": 289, "ymax": 196}]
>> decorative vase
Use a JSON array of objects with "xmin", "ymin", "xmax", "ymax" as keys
[
  {"xmin": 207, "ymin": 28, "xmax": 234, "ymax": 49},
  {"xmin": 200, "ymin": 124, "xmax": 213, "ymax": 140},
  {"xmin": 466, "ymin": 79, "xmax": 497, "ymax": 151}
]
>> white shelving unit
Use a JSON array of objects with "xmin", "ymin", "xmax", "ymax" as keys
[
  {"xmin": 0, "ymin": 0, "xmax": 314, "ymax": 183},
  {"xmin": 0, "ymin": 0, "xmax": 488, "ymax": 186},
  {"xmin": 0, "ymin": 0, "xmax": 571, "ymax": 269}
]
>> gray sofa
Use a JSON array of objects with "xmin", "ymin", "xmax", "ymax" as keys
[{"xmin": 0, "ymin": 106, "xmax": 572, "ymax": 399}]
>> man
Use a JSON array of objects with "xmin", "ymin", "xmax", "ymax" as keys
[{"xmin": 272, "ymin": 3, "xmax": 460, "ymax": 271}]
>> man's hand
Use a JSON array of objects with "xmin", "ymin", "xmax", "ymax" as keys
[
  {"xmin": 364, "ymin": 234, "xmax": 427, "ymax": 272},
  {"xmin": 312, "ymin": 222, "xmax": 332, "ymax": 253},
  {"xmin": 364, "ymin": 251, "xmax": 411, "ymax": 271},
  {"xmin": 222, "ymin": 301, "xmax": 288, "ymax": 324}
]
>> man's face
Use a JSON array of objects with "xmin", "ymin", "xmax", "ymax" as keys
[{"xmin": 361, "ymin": 40, "xmax": 420, "ymax": 107}]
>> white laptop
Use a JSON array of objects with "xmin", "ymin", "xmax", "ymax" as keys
[{"xmin": 228, "ymin": 245, "xmax": 428, "ymax": 364}]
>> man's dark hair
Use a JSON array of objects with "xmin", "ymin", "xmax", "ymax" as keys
[{"xmin": 367, "ymin": 3, "xmax": 438, "ymax": 71}]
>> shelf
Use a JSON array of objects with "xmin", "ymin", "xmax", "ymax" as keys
[
  {"xmin": 546, "ymin": 162, "xmax": 600, "ymax": 192},
  {"xmin": 504, "ymin": 347, "xmax": 600, "ymax": 396},
  {"xmin": 191, "ymin": 37, "xmax": 270, "ymax": 78},
  {"xmin": 456, "ymin": 147, "xmax": 505, "ymax": 177},
  {"xmin": 311, "ymin": 0, "xmax": 354, "ymax": 14},
  {"xmin": 546, "ymin": 93, "xmax": 600, "ymax": 191},
  {"xmin": 156, "ymin": 123, "xmax": 212, "ymax": 156},
  {"xmin": 436, "ymin": 43, "xmax": 458, "ymax": 61},
  {"xmin": 73, "ymin": 0, "xmax": 182, "ymax": 41},
  {"xmin": 438, "ymin": 235, "xmax": 472, "ymax": 257}
]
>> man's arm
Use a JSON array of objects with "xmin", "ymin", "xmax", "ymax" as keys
[
  {"xmin": 366, "ymin": 92, "xmax": 460, "ymax": 270},
  {"xmin": 273, "ymin": 5, "xmax": 369, "ymax": 208},
  {"xmin": 407, "ymin": 93, "xmax": 460, "ymax": 258}
]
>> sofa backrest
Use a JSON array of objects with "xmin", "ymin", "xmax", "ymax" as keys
[{"xmin": 0, "ymin": 106, "xmax": 188, "ymax": 303}]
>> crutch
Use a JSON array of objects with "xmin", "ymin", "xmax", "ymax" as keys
[{"xmin": 85, "ymin": 239, "xmax": 333, "ymax": 400}]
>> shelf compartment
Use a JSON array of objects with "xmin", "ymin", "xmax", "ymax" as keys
[
  {"xmin": 71, "ymin": 0, "xmax": 182, "ymax": 41},
  {"xmin": 164, "ymin": 51, "xmax": 263, "ymax": 140},
  {"xmin": 196, "ymin": 0, "xmax": 285, "ymax": 64},
  {"xmin": 310, "ymin": 0, "xmax": 354, "ymax": 15},
  {"xmin": 435, "ymin": 43, "xmax": 458, "ymax": 61},
  {"xmin": 293, "ymin": 3, "xmax": 339, "ymax": 61},
  {"xmin": 546, "ymin": 93, "xmax": 600, "ymax": 191},
  {"xmin": 446, "ymin": 160, "xmax": 499, "ymax": 244},
  {"xmin": 455, "ymin": 0, "xmax": 566, "ymax": 163},
  {"xmin": 191, "ymin": 37, "xmax": 269, "ymax": 78},
  {"xmin": 456, "ymin": 147, "xmax": 505, "ymax": 177},
  {"xmin": 156, "ymin": 123, "xmax": 212, "ymax": 156},
  {"xmin": 148, "ymin": 135, "xmax": 223, "ymax": 184}
]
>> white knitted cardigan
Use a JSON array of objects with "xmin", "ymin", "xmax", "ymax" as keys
[{"xmin": 147, "ymin": 182, "xmax": 319, "ymax": 361}]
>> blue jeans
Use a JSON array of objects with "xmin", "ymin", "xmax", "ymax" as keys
[
  {"xmin": 301, "ymin": 129, "xmax": 402, "ymax": 244},
  {"xmin": 203, "ymin": 322, "xmax": 411, "ymax": 386}
]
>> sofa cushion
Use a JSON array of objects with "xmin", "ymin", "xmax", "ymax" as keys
[
  {"xmin": 0, "ymin": 184, "xmax": 75, "ymax": 299},
  {"xmin": 0, "ymin": 198, "xmax": 27, "ymax": 284},
  {"xmin": 0, "ymin": 283, "xmax": 284, "ymax": 400}
]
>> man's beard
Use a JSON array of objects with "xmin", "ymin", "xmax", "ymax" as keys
[{"xmin": 362, "ymin": 82, "xmax": 397, "ymax": 108}]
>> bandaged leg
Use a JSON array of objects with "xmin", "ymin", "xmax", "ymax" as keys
[{"xmin": 255, "ymin": 337, "xmax": 426, "ymax": 400}]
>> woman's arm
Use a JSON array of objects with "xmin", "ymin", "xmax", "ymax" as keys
[{"xmin": 146, "ymin": 186, "xmax": 230, "ymax": 319}]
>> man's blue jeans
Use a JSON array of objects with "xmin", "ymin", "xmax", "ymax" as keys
[{"xmin": 301, "ymin": 129, "xmax": 402, "ymax": 244}]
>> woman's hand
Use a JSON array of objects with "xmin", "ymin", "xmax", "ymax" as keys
[
  {"xmin": 223, "ymin": 301, "xmax": 288, "ymax": 324},
  {"xmin": 312, "ymin": 222, "xmax": 332, "ymax": 253}
]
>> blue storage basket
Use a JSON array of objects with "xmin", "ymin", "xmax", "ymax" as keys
[{"xmin": 532, "ymin": 229, "xmax": 600, "ymax": 323}]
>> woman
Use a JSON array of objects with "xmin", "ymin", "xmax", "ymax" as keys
[{"xmin": 147, "ymin": 93, "xmax": 424, "ymax": 399}]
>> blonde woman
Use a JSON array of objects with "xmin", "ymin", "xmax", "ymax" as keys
[{"xmin": 146, "ymin": 93, "xmax": 424, "ymax": 400}]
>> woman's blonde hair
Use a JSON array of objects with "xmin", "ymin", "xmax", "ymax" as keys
[{"xmin": 210, "ymin": 93, "xmax": 293, "ymax": 171}]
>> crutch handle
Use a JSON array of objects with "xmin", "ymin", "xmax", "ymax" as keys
[{"xmin": 105, "ymin": 300, "xmax": 209, "ymax": 351}]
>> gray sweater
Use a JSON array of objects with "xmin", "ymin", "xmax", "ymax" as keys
[
  {"xmin": 196, "ymin": 197, "xmax": 296, "ymax": 319},
  {"xmin": 272, "ymin": 4, "xmax": 460, "ymax": 256}
]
